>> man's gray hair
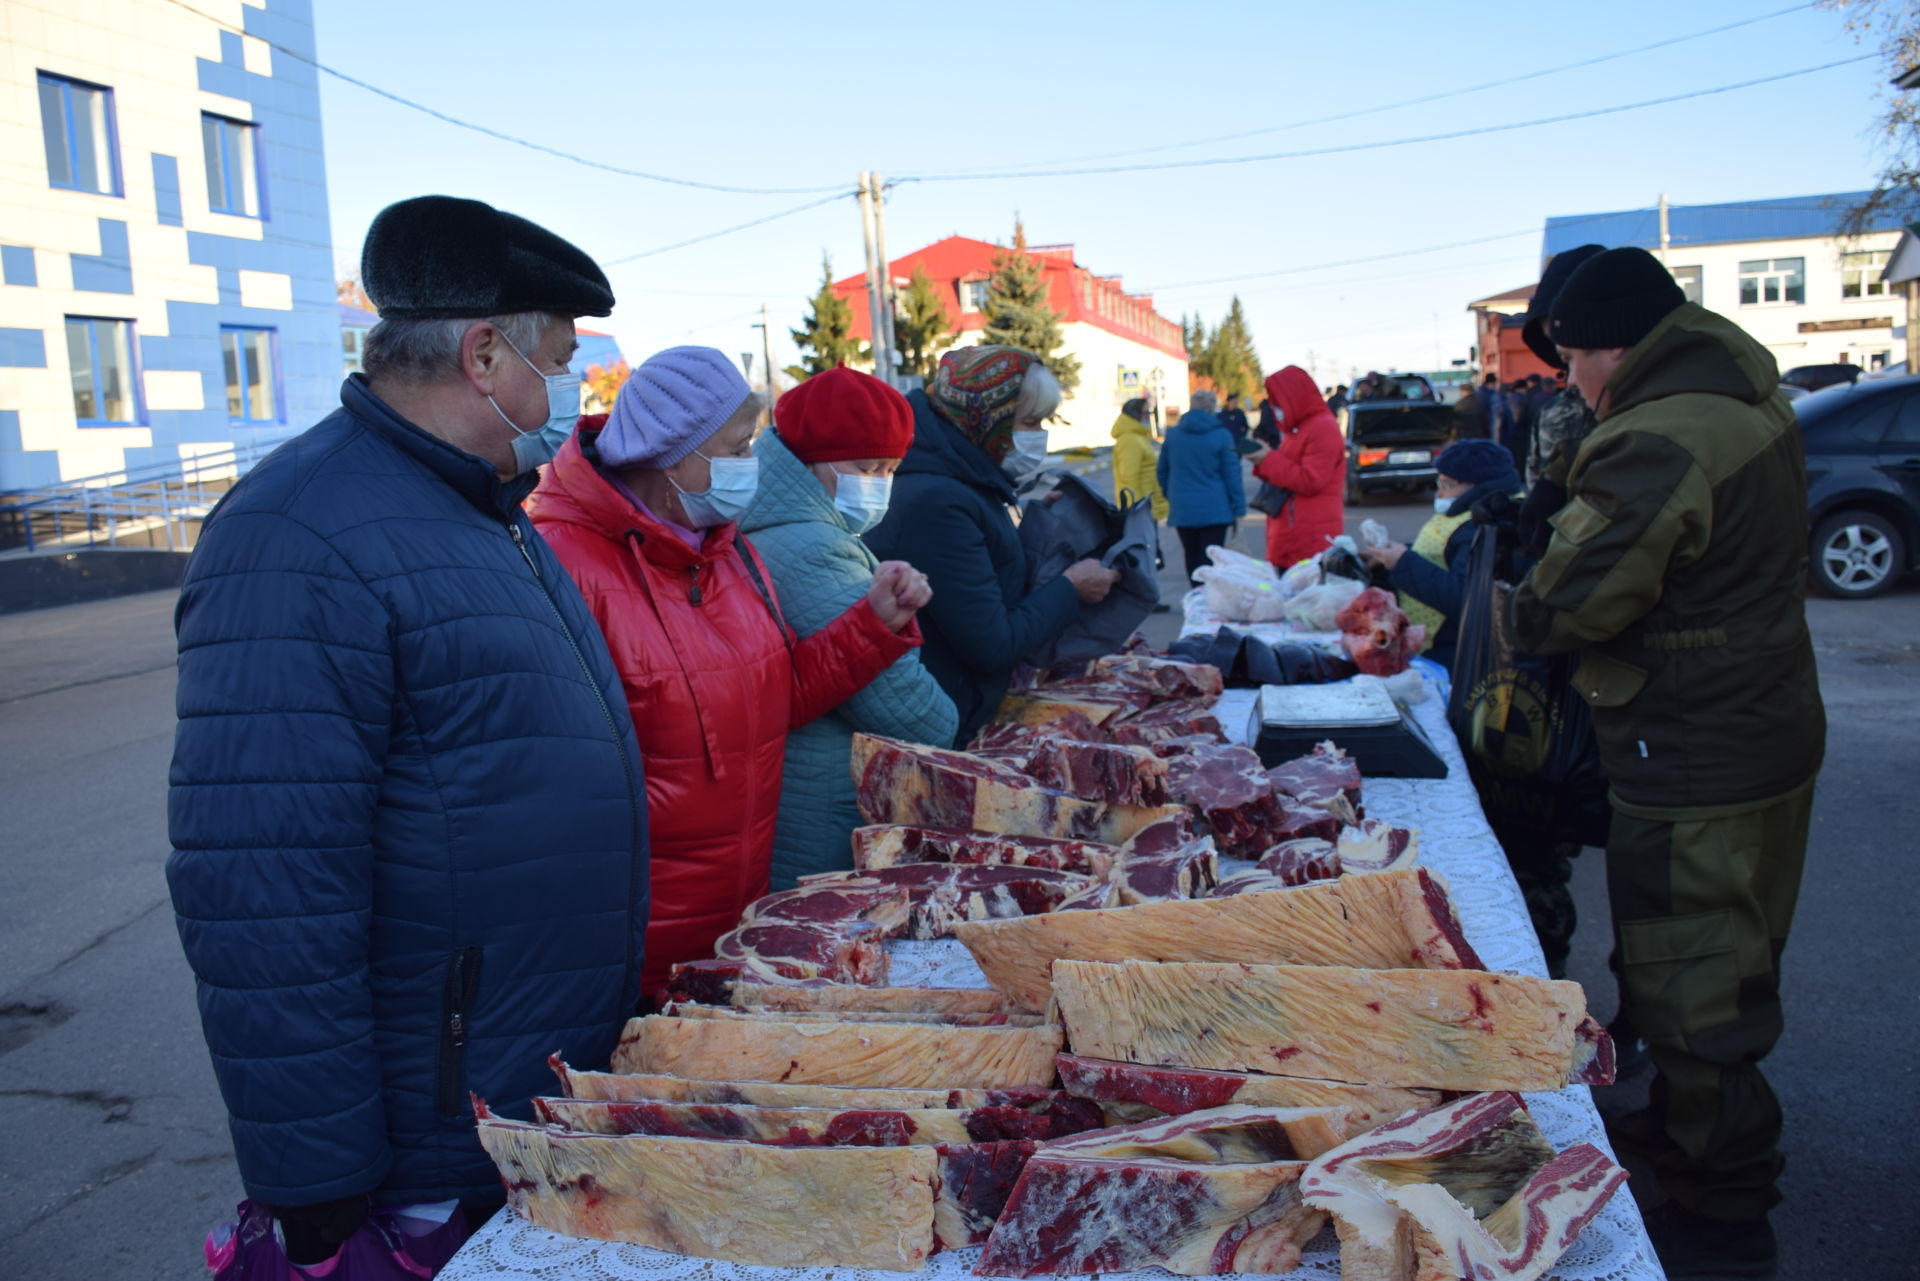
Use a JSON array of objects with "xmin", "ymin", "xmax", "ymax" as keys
[
  {"xmin": 1190, "ymin": 389, "xmax": 1219, "ymax": 413},
  {"xmin": 362, "ymin": 311, "xmax": 564, "ymax": 383},
  {"xmin": 1014, "ymin": 362, "xmax": 1063, "ymax": 423}
]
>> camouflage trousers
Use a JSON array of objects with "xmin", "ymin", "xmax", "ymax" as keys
[{"xmin": 1605, "ymin": 779, "xmax": 1814, "ymax": 1223}]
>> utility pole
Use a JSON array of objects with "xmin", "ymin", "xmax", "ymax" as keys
[
  {"xmin": 1657, "ymin": 192, "xmax": 1670, "ymax": 266},
  {"xmin": 858, "ymin": 172, "xmax": 895, "ymax": 388},
  {"xmin": 872, "ymin": 173, "xmax": 896, "ymax": 387},
  {"xmin": 751, "ymin": 304, "xmax": 777, "ymax": 423}
]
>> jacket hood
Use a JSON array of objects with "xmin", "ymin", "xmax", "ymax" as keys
[
  {"xmin": 1111, "ymin": 412, "xmax": 1152, "ymax": 443},
  {"xmin": 1604, "ymin": 302, "xmax": 1781, "ymax": 420},
  {"xmin": 738, "ymin": 429, "xmax": 855, "ymax": 537},
  {"xmin": 1264, "ymin": 366, "xmax": 1329, "ymax": 431},
  {"xmin": 1175, "ymin": 409, "xmax": 1225, "ymax": 435},
  {"xmin": 531, "ymin": 418, "xmax": 738, "ymax": 571},
  {"xmin": 896, "ymin": 388, "xmax": 1016, "ymax": 503}
]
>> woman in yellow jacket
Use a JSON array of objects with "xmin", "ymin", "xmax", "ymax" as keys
[{"xmin": 1110, "ymin": 398, "xmax": 1169, "ymax": 520}]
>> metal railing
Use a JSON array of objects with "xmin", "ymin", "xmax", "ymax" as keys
[{"xmin": 0, "ymin": 435, "xmax": 295, "ymax": 555}]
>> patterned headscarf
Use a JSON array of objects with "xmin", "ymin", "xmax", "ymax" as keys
[{"xmin": 927, "ymin": 344, "xmax": 1039, "ymax": 462}]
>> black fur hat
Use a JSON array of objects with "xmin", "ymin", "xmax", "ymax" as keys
[{"xmin": 360, "ymin": 195, "xmax": 614, "ymax": 320}]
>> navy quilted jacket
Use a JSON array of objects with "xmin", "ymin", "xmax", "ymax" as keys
[{"xmin": 166, "ymin": 377, "xmax": 648, "ymax": 1208}]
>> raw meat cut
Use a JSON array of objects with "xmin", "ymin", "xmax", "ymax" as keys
[
  {"xmin": 851, "ymin": 733, "xmax": 1184, "ymax": 845},
  {"xmin": 473, "ymin": 1101, "xmax": 937, "ymax": 1269},
  {"xmin": 1052, "ymin": 879, "xmax": 1120, "ymax": 911},
  {"xmin": 727, "ymin": 982, "xmax": 1014, "ymax": 1016},
  {"xmin": 968, "ymin": 712, "xmax": 1106, "ymax": 760},
  {"xmin": 1336, "ymin": 587, "xmax": 1429, "ymax": 677},
  {"xmin": 610, "ymin": 1013, "xmax": 1064, "ymax": 1088},
  {"xmin": 738, "ymin": 884, "xmax": 912, "ymax": 936},
  {"xmin": 1088, "ymin": 653, "xmax": 1226, "ymax": 701},
  {"xmin": 799, "ymin": 863, "xmax": 1098, "ymax": 938},
  {"xmin": 550, "ymin": 1058, "xmax": 1088, "ymax": 1115},
  {"xmin": 1020, "ymin": 736, "xmax": 1170, "ymax": 806},
  {"xmin": 1267, "ymin": 741, "xmax": 1364, "ymax": 811},
  {"xmin": 1113, "ymin": 845, "xmax": 1220, "ymax": 904},
  {"xmin": 1257, "ymin": 837, "xmax": 1342, "ymax": 884},
  {"xmin": 930, "ymin": 1138, "xmax": 1038, "ymax": 1249},
  {"xmin": 532, "ymin": 1095, "xmax": 1096, "ymax": 1144},
  {"xmin": 1029, "ymin": 675, "xmax": 1157, "ymax": 712},
  {"xmin": 1165, "ymin": 743, "xmax": 1284, "ymax": 856},
  {"xmin": 660, "ymin": 1002, "xmax": 1044, "ymax": 1027},
  {"xmin": 851, "ymin": 825, "xmax": 1120, "ymax": 879},
  {"xmin": 953, "ymin": 867, "xmax": 1483, "ymax": 1010},
  {"xmin": 1337, "ymin": 819, "xmax": 1420, "ymax": 875},
  {"xmin": 991, "ymin": 690, "xmax": 1130, "ymax": 727},
  {"xmin": 1051, "ymin": 959, "xmax": 1606, "ymax": 1092},
  {"xmin": 1145, "ymin": 732, "xmax": 1224, "ymax": 759},
  {"xmin": 667, "ymin": 957, "xmax": 815, "ymax": 1005},
  {"xmin": 1210, "ymin": 869, "xmax": 1298, "ymax": 896},
  {"xmin": 1117, "ymin": 811, "xmax": 1200, "ymax": 855},
  {"xmin": 1302, "ymin": 1091, "xmax": 1627, "ymax": 1281},
  {"xmin": 710, "ymin": 919, "xmax": 889, "ymax": 985},
  {"xmin": 1106, "ymin": 699, "xmax": 1227, "ymax": 748},
  {"xmin": 1266, "ymin": 800, "xmax": 1343, "ymax": 845},
  {"xmin": 974, "ymin": 1106, "xmax": 1327, "ymax": 1276},
  {"xmin": 1055, "ymin": 1055, "xmax": 1438, "ymax": 1136}
]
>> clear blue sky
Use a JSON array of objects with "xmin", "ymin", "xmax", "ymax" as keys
[{"xmin": 313, "ymin": 0, "xmax": 1894, "ymax": 384}]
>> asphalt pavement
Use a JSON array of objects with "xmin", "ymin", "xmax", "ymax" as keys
[{"xmin": 0, "ymin": 479, "xmax": 1915, "ymax": 1280}]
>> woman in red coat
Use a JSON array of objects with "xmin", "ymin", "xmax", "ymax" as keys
[
  {"xmin": 531, "ymin": 346, "xmax": 930, "ymax": 999},
  {"xmin": 1248, "ymin": 365, "xmax": 1347, "ymax": 570}
]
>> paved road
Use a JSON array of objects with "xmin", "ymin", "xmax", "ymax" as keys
[{"xmin": 0, "ymin": 484, "xmax": 1914, "ymax": 1279}]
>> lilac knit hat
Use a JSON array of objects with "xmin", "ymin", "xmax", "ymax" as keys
[{"xmin": 599, "ymin": 346, "xmax": 751, "ymax": 468}]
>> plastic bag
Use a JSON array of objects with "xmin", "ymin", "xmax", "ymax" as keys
[
  {"xmin": 1193, "ymin": 546, "xmax": 1289, "ymax": 622},
  {"xmin": 1277, "ymin": 558, "xmax": 1322, "ymax": 600},
  {"xmin": 206, "ymin": 1200, "xmax": 468, "ymax": 1280},
  {"xmin": 1359, "ymin": 518, "xmax": 1390, "ymax": 550},
  {"xmin": 1282, "ymin": 576, "xmax": 1366, "ymax": 631}
]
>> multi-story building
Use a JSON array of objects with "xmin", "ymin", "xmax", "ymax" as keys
[
  {"xmin": 0, "ymin": 0, "xmax": 336, "ymax": 492},
  {"xmin": 834, "ymin": 236, "xmax": 1190, "ymax": 451}
]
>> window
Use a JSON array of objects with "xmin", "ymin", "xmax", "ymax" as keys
[
  {"xmin": 64, "ymin": 317, "xmax": 139, "ymax": 424},
  {"xmin": 1842, "ymin": 250, "xmax": 1891, "ymax": 299},
  {"xmin": 960, "ymin": 279, "xmax": 991, "ymax": 312},
  {"xmin": 1671, "ymin": 265, "xmax": 1703, "ymax": 304},
  {"xmin": 343, "ymin": 326, "xmax": 365, "ymax": 374},
  {"xmin": 202, "ymin": 114, "xmax": 264, "ymax": 217},
  {"xmin": 1739, "ymin": 257, "xmax": 1805, "ymax": 306},
  {"xmin": 38, "ymin": 73, "xmax": 120, "ymax": 195},
  {"xmin": 222, "ymin": 326, "xmax": 279, "ymax": 421}
]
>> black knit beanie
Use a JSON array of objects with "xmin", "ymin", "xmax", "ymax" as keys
[
  {"xmin": 1548, "ymin": 247, "xmax": 1686, "ymax": 351},
  {"xmin": 1523, "ymin": 243, "xmax": 1605, "ymax": 368}
]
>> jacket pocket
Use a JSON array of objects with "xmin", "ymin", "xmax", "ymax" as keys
[
  {"xmin": 437, "ymin": 945, "xmax": 483, "ymax": 1118},
  {"xmin": 1617, "ymin": 909, "xmax": 1741, "ymax": 1040},
  {"xmin": 1548, "ymin": 496, "xmax": 1610, "ymax": 546},
  {"xmin": 1572, "ymin": 651, "xmax": 1648, "ymax": 709}
]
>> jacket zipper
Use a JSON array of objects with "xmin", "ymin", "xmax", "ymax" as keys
[
  {"xmin": 437, "ymin": 944, "xmax": 484, "ymax": 1117},
  {"xmin": 508, "ymin": 520, "xmax": 646, "ymax": 1013}
]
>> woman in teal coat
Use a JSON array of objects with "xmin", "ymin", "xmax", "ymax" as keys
[{"xmin": 742, "ymin": 367, "xmax": 958, "ymax": 887}]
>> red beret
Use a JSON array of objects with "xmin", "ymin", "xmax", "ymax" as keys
[{"xmin": 775, "ymin": 366, "xmax": 914, "ymax": 464}]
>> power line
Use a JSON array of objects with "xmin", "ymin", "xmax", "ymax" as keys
[
  {"xmin": 932, "ymin": 3, "xmax": 1813, "ymax": 174},
  {"xmin": 893, "ymin": 55, "xmax": 1876, "ymax": 184},
  {"xmin": 149, "ymin": 0, "xmax": 848, "ymax": 196},
  {"xmin": 602, "ymin": 192, "xmax": 856, "ymax": 266}
]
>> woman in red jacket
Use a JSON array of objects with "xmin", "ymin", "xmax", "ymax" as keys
[
  {"xmin": 531, "ymin": 346, "xmax": 930, "ymax": 999},
  {"xmin": 1248, "ymin": 365, "xmax": 1347, "ymax": 570}
]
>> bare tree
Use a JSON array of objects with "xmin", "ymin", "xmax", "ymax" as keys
[{"xmin": 1821, "ymin": 0, "xmax": 1920, "ymax": 233}]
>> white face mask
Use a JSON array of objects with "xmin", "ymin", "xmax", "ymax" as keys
[
  {"xmin": 486, "ymin": 331, "xmax": 581, "ymax": 475},
  {"xmin": 833, "ymin": 471, "xmax": 893, "ymax": 533},
  {"xmin": 1002, "ymin": 429, "xmax": 1050, "ymax": 478},
  {"xmin": 669, "ymin": 449, "xmax": 759, "ymax": 528}
]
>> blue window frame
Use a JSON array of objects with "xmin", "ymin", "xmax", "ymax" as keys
[
  {"xmin": 202, "ymin": 114, "xmax": 265, "ymax": 218},
  {"xmin": 221, "ymin": 326, "xmax": 280, "ymax": 422},
  {"xmin": 64, "ymin": 317, "xmax": 141, "ymax": 425},
  {"xmin": 38, "ymin": 72, "xmax": 122, "ymax": 196}
]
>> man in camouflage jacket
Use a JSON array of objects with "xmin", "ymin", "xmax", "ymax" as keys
[{"xmin": 1512, "ymin": 247, "xmax": 1825, "ymax": 1278}]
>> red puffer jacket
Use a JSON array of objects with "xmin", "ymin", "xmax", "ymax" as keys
[
  {"xmin": 1254, "ymin": 366, "xmax": 1347, "ymax": 569},
  {"xmin": 531, "ymin": 423, "xmax": 920, "ymax": 998}
]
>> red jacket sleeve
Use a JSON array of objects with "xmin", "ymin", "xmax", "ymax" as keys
[
  {"xmin": 787, "ymin": 600, "xmax": 920, "ymax": 729},
  {"xmin": 1255, "ymin": 416, "xmax": 1345, "ymax": 497}
]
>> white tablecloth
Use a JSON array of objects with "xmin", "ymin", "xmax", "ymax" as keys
[{"xmin": 442, "ymin": 656, "xmax": 1663, "ymax": 1280}]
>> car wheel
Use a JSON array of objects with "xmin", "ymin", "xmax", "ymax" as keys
[{"xmin": 1810, "ymin": 510, "xmax": 1905, "ymax": 598}]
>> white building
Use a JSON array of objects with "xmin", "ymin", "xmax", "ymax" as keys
[{"xmin": 1542, "ymin": 193, "xmax": 1905, "ymax": 376}]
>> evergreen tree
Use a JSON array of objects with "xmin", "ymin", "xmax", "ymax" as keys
[
  {"xmin": 980, "ymin": 221, "xmax": 1081, "ymax": 396},
  {"xmin": 1208, "ymin": 296, "xmax": 1263, "ymax": 400},
  {"xmin": 787, "ymin": 253, "xmax": 866, "ymax": 380},
  {"xmin": 1183, "ymin": 313, "xmax": 1218, "ymax": 391},
  {"xmin": 892, "ymin": 266, "xmax": 958, "ymax": 384}
]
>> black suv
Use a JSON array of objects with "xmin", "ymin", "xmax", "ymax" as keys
[
  {"xmin": 1794, "ymin": 377, "xmax": 1920, "ymax": 597},
  {"xmin": 1345, "ymin": 374, "xmax": 1452, "ymax": 500},
  {"xmin": 1782, "ymin": 363, "xmax": 1863, "ymax": 393}
]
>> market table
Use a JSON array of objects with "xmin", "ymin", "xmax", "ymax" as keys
[{"xmin": 441, "ymin": 602, "xmax": 1664, "ymax": 1281}]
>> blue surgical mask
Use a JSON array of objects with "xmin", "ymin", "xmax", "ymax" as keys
[
  {"xmin": 487, "ymin": 331, "xmax": 581, "ymax": 475},
  {"xmin": 1434, "ymin": 495, "xmax": 1455, "ymax": 516},
  {"xmin": 669, "ymin": 448, "xmax": 759, "ymax": 528},
  {"xmin": 833, "ymin": 471, "xmax": 892, "ymax": 533}
]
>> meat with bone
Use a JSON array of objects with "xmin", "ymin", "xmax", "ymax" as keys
[
  {"xmin": 1266, "ymin": 800, "xmax": 1344, "ymax": 846},
  {"xmin": 1210, "ymin": 869, "xmax": 1299, "ymax": 897},
  {"xmin": 1302, "ymin": 1091, "xmax": 1628, "ymax": 1281},
  {"xmin": 1113, "ymin": 842, "xmax": 1220, "ymax": 905},
  {"xmin": 1052, "ymin": 958, "xmax": 1611, "ymax": 1092},
  {"xmin": 850, "ymin": 733, "xmax": 1184, "ymax": 845},
  {"xmin": 666, "ymin": 957, "xmax": 816, "ymax": 1005},
  {"xmin": 799, "ymin": 863, "xmax": 1098, "ymax": 938},
  {"xmin": 1024, "ymin": 674, "xmax": 1156, "ymax": 711},
  {"xmin": 953, "ymin": 866, "xmax": 1483, "ymax": 1011},
  {"xmin": 1165, "ymin": 743, "xmax": 1285, "ymax": 856},
  {"xmin": 726, "ymin": 982, "xmax": 1014, "ymax": 1016},
  {"xmin": 1088, "ymin": 653, "xmax": 1226, "ymax": 701},
  {"xmin": 1051, "ymin": 879, "xmax": 1120, "ymax": 911},
  {"xmin": 1145, "ymin": 732, "xmax": 1225, "ymax": 759},
  {"xmin": 610, "ymin": 1013, "xmax": 1064, "ymax": 1088},
  {"xmin": 549, "ymin": 1057, "xmax": 1094, "ymax": 1118},
  {"xmin": 1336, "ymin": 587, "xmax": 1429, "ymax": 678},
  {"xmin": 709, "ymin": 919, "xmax": 889, "ymax": 985},
  {"xmin": 1117, "ymin": 811, "xmax": 1199, "ymax": 854},
  {"xmin": 851, "ymin": 825, "xmax": 1119, "ymax": 879},
  {"xmin": 974, "ymin": 1105, "xmax": 1328, "ymax": 1276},
  {"xmin": 1055, "ymin": 1054, "xmax": 1438, "ymax": 1136},
  {"xmin": 1019, "ymin": 736, "xmax": 1171, "ymax": 806},
  {"xmin": 736, "ymin": 884, "xmax": 912, "ymax": 935},
  {"xmin": 1267, "ymin": 741, "xmax": 1364, "ymax": 823},
  {"xmin": 532, "ymin": 1095, "xmax": 1096, "ymax": 1144},
  {"xmin": 1256, "ymin": 836, "xmax": 1342, "ymax": 885},
  {"xmin": 991, "ymin": 690, "xmax": 1131, "ymax": 728},
  {"xmin": 1105, "ymin": 698, "xmax": 1227, "ymax": 748},
  {"xmin": 474, "ymin": 1101, "xmax": 938, "ymax": 1270},
  {"xmin": 1336, "ymin": 818, "xmax": 1420, "ymax": 875}
]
